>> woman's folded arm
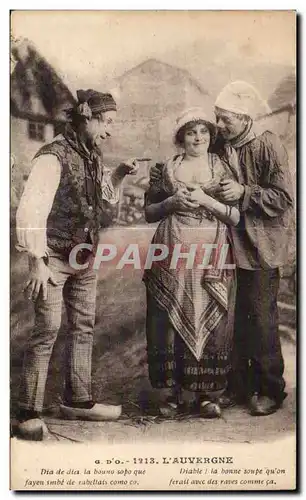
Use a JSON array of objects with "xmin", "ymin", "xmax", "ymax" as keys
[{"xmin": 189, "ymin": 188, "xmax": 240, "ymax": 226}]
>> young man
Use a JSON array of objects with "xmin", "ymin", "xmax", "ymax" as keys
[
  {"xmin": 213, "ymin": 81, "xmax": 294, "ymax": 416},
  {"xmin": 15, "ymin": 89, "xmax": 139, "ymax": 439}
]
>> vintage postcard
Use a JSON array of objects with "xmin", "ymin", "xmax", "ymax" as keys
[{"xmin": 10, "ymin": 10, "xmax": 296, "ymax": 491}]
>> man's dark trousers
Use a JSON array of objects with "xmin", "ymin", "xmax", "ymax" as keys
[{"xmin": 230, "ymin": 267, "xmax": 286, "ymax": 403}]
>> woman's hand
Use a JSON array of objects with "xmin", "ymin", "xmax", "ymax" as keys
[
  {"xmin": 24, "ymin": 257, "xmax": 58, "ymax": 301},
  {"xmin": 187, "ymin": 187, "xmax": 240, "ymax": 226},
  {"xmin": 188, "ymin": 187, "xmax": 211, "ymax": 207},
  {"xmin": 169, "ymin": 187, "xmax": 200, "ymax": 212}
]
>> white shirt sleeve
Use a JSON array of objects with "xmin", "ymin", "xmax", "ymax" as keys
[{"xmin": 16, "ymin": 154, "xmax": 61, "ymax": 258}]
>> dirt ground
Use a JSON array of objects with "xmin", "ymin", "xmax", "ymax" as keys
[{"xmin": 11, "ymin": 339, "xmax": 295, "ymax": 445}]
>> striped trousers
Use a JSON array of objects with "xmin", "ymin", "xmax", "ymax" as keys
[{"xmin": 18, "ymin": 251, "xmax": 97, "ymax": 412}]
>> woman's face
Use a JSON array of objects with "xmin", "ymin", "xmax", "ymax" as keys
[{"xmin": 183, "ymin": 122, "xmax": 210, "ymax": 157}]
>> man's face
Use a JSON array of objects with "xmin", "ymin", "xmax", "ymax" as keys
[
  {"xmin": 215, "ymin": 107, "xmax": 248, "ymax": 141},
  {"xmin": 86, "ymin": 111, "xmax": 117, "ymax": 146}
]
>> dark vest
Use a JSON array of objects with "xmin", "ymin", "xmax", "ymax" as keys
[{"xmin": 34, "ymin": 137, "xmax": 112, "ymax": 256}]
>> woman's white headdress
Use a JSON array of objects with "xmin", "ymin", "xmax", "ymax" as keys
[{"xmin": 173, "ymin": 107, "xmax": 212, "ymax": 144}]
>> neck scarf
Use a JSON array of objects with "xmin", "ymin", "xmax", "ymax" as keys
[
  {"xmin": 218, "ymin": 120, "xmax": 256, "ymax": 184},
  {"xmin": 230, "ymin": 119, "xmax": 256, "ymax": 149},
  {"xmin": 63, "ymin": 123, "xmax": 104, "ymax": 210}
]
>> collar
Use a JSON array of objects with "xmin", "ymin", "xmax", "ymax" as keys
[{"xmin": 230, "ymin": 120, "xmax": 256, "ymax": 149}]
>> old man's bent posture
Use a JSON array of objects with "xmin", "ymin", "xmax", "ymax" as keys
[
  {"xmin": 214, "ymin": 81, "xmax": 294, "ymax": 416},
  {"xmin": 15, "ymin": 89, "xmax": 138, "ymax": 439}
]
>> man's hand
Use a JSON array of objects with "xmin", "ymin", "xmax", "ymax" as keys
[
  {"xmin": 24, "ymin": 257, "xmax": 58, "ymax": 301},
  {"xmin": 117, "ymin": 158, "xmax": 140, "ymax": 177},
  {"xmin": 169, "ymin": 188, "xmax": 200, "ymax": 212},
  {"xmin": 218, "ymin": 179, "xmax": 245, "ymax": 203},
  {"xmin": 149, "ymin": 164, "xmax": 163, "ymax": 183}
]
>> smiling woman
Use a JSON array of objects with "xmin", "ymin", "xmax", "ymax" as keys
[{"xmin": 142, "ymin": 107, "xmax": 241, "ymax": 419}]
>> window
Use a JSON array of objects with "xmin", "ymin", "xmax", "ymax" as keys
[{"xmin": 28, "ymin": 121, "xmax": 45, "ymax": 141}]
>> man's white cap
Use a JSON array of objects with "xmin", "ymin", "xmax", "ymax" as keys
[
  {"xmin": 215, "ymin": 81, "xmax": 271, "ymax": 119},
  {"xmin": 173, "ymin": 107, "xmax": 213, "ymax": 144}
]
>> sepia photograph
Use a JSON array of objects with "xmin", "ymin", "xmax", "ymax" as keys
[{"xmin": 9, "ymin": 10, "xmax": 296, "ymax": 491}]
